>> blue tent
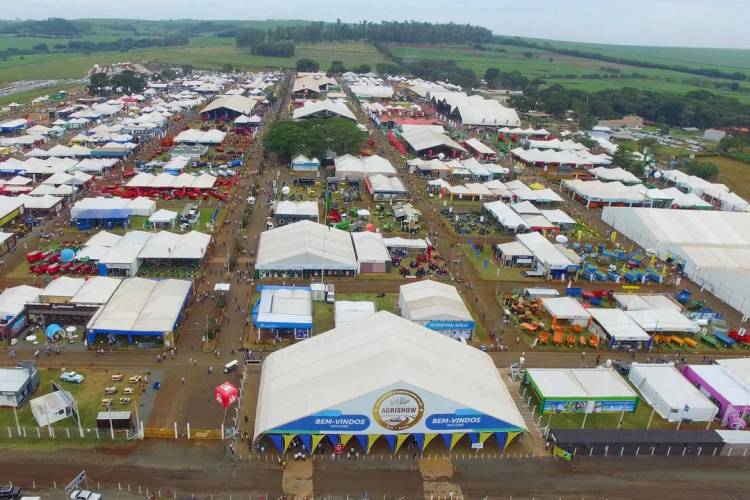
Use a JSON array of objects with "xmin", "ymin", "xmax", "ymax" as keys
[{"xmin": 45, "ymin": 324, "xmax": 63, "ymax": 340}]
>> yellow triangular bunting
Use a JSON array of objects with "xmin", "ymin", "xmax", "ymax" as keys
[
  {"xmin": 282, "ymin": 434, "xmax": 296, "ymax": 454},
  {"xmin": 311, "ymin": 434, "xmax": 325, "ymax": 451},
  {"xmin": 367, "ymin": 434, "xmax": 380, "ymax": 453},
  {"xmin": 449, "ymin": 433, "xmax": 465, "ymax": 451},
  {"xmin": 479, "ymin": 432, "xmax": 493, "ymax": 444},
  {"xmin": 339, "ymin": 434, "xmax": 353, "ymax": 447},
  {"xmin": 395, "ymin": 434, "xmax": 410, "ymax": 453}
]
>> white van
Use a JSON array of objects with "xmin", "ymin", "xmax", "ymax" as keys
[{"xmin": 223, "ymin": 359, "xmax": 239, "ymax": 373}]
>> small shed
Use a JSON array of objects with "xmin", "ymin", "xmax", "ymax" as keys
[{"xmin": 96, "ymin": 410, "xmax": 133, "ymax": 430}]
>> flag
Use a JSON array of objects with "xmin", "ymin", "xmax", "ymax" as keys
[{"xmin": 553, "ymin": 446, "xmax": 574, "ymax": 461}]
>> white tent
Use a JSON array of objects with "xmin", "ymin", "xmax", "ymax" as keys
[
  {"xmin": 30, "ymin": 390, "xmax": 77, "ymax": 427},
  {"xmin": 256, "ymin": 220, "xmax": 357, "ymax": 274},
  {"xmin": 399, "ymin": 279, "xmax": 473, "ymax": 324},
  {"xmin": 254, "ymin": 311, "xmax": 526, "ymax": 439},
  {"xmin": 148, "ymin": 209, "xmax": 178, "ymax": 226},
  {"xmin": 588, "ymin": 308, "xmax": 651, "ymax": 343},
  {"xmin": 334, "ymin": 301, "xmax": 376, "ymax": 327},
  {"xmin": 628, "ymin": 363, "xmax": 717, "ymax": 423},
  {"xmin": 541, "ymin": 297, "xmax": 591, "ymax": 326}
]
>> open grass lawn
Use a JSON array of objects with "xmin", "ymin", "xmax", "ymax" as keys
[
  {"xmin": 0, "ymin": 367, "xmax": 144, "ymax": 432},
  {"xmin": 461, "ymin": 243, "xmax": 540, "ymax": 282},
  {"xmin": 312, "ymin": 300, "xmax": 334, "ymax": 335},
  {"xmin": 313, "ymin": 293, "xmax": 399, "ymax": 335},
  {"xmin": 699, "ymin": 155, "xmax": 750, "ymax": 201},
  {"xmin": 337, "ymin": 292, "xmax": 398, "ymax": 313},
  {"xmin": 0, "ymin": 83, "xmax": 82, "ymax": 108}
]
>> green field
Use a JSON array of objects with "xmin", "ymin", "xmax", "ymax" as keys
[
  {"xmin": 0, "ymin": 40, "xmax": 386, "ymax": 83},
  {"xmin": 698, "ymin": 155, "xmax": 750, "ymax": 200},
  {"xmin": 0, "ymin": 368, "xmax": 142, "ymax": 432},
  {"xmin": 526, "ymin": 38, "xmax": 750, "ymax": 74},
  {"xmin": 388, "ymin": 43, "xmax": 750, "ymax": 103}
]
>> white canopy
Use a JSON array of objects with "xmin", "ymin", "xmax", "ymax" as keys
[
  {"xmin": 629, "ymin": 363, "xmax": 717, "ymax": 422},
  {"xmin": 254, "ymin": 311, "xmax": 526, "ymax": 438},
  {"xmin": 256, "ymin": 220, "xmax": 357, "ymax": 272}
]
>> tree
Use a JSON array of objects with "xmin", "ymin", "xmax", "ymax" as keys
[
  {"xmin": 321, "ymin": 118, "xmax": 366, "ymax": 156},
  {"xmin": 578, "ymin": 113, "xmax": 596, "ymax": 131},
  {"xmin": 32, "ymin": 43, "xmax": 48, "ymax": 52},
  {"xmin": 159, "ymin": 68, "xmax": 177, "ymax": 81},
  {"xmin": 484, "ymin": 67, "xmax": 500, "ymax": 86},
  {"xmin": 523, "ymin": 51, "xmax": 534, "ymax": 59},
  {"xmin": 181, "ymin": 64, "xmax": 193, "ymax": 75},
  {"xmin": 222, "ymin": 63, "xmax": 234, "ymax": 73},
  {"xmin": 110, "ymin": 70, "xmax": 146, "ymax": 94},
  {"xmin": 684, "ymin": 160, "xmax": 719, "ymax": 179},
  {"xmin": 352, "ymin": 63, "xmax": 371, "ymax": 74},
  {"xmin": 88, "ymin": 72, "xmax": 110, "ymax": 96},
  {"xmin": 612, "ymin": 144, "xmax": 644, "ymax": 177},
  {"xmin": 296, "ymin": 58, "xmax": 319, "ymax": 72},
  {"xmin": 327, "ymin": 60, "xmax": 347, "ymax": 75},
  {"xmin": 251, "ymin": 42, "xmax": 295, "ymax": 57},
  {"xmin": 236, "ymin": 27, "xmax": 266, "ymax": 49},
  {"xmin": 263, "ymin": 121, "xmax": 309, "ymax": 160}
]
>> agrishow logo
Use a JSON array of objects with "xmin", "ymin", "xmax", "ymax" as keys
[{"xmin": 373, "ymin": 389, "xmax": 425, "ymax": 431}]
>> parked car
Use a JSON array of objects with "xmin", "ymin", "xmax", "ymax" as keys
[
  {"xmin": 0, "ymin": 485, "xmax": 21, "ymax": 499},
  {"xmin": 60, "ymin": 371, "xmax": 85, "ymax": 384},
  {"xmin": 69, "ymin": 490, "xmax": 101, "ymax": 500}
]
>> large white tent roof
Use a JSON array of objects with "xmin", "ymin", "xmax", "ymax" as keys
[
  {"xmin": 629, "ymin": 363, "xmax": 717, "ymax": 422},
  {"xmin": 40, "ymin": 277, "xmax": 86, "ymax": 299},
  {"xmin": 87, "ymin": 278, "xmax": 191, "ymax": 333},
  {"xmin": 293, "ymin": 100, "xmax": 356, "ymax": 121},
  {"xmin": 400, "ymin": 128, "xmax": 466, "ymax": 153},
  {"xmin": 70, "ymin": 277, "xmax": 122, "ymax": 305},
  {"xmin": 256, "ymin": 220, "xmax": 357, "ymax": 271},
  {"xmin": 688, "ymin": 364, "xmax": 750, "ymax": 406},
  {"xmin": 334, "ymin": 154, "xmax": 396, "ymax": 179},
  {"xmin": 334, "ymin": 300, "xmax": 376, "ymax": 327},
  {"xmin": 526, "ymin": 368, "xmax": 636, "ymax": 399},
  {"xmin": 541, "ymin": 297, "xmax": 591, "ymax": 320},
  {"xmin": 254, "ymin": 311, "xmax": 526, "ymax": 437},
  {"xmin": 399, "ymin": 279, "xmax": 472, "ymax": 323},
  {"xmin": 351, "ymin": 231, "xmax": 390, "ymax": 264},
  {"xmin": 201, "ymin": 95, "xmax": 257, "ymax": 116},
  {"xmin": 588, "ymin": 308, "xmax": 650, "ymax": 342},
  {"xmin": 624, "ymin": 308, "xmax": 699, "ymax": 333}
]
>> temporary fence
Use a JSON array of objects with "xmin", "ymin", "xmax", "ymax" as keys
[{"xmin": 0, "ymin": 425, "xmax": 135, "ymax": 441}]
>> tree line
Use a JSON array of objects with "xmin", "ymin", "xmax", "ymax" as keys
[
  {"xmin": 236, "ymin": 20, "xmax": 492, "ymax": 56},
  {"xmin": 0, "ymin": 36, "xmax": 189, "ymax": 60},
  {"xmin": 0, "ymin": 18, "xmax": 89, "ymax": 36},
  {"xmin": 512, "ymin": 84, "xmax": 750, "ymax": 129},
  {"xmin": 88, "ymin": 70, "xmax": 147, "ymax": 96},
  {"xmin": 237, "ymin": 20, "xmax": 492, "ymax": 47}
]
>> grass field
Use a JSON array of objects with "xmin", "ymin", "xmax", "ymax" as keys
[
  {"xmin": 0, "ymin": 40, "xmax": 387, "ymax": 83},
  {"xmin": 388, "ymin": 43, "xmax": 750, "ymax": 103},
  {"xmin": 699, "ymin": 155, "xmax": 750, "ymax": 200},
  {"xmin": 528, "ymin": 38, "xmax": 750, "ymax": 74},
  {"xmin": 0, "ymin": 368, "xmax": 143, "ymax": 431},
  {"xmin": 461, "ymin": 243, "xmax": 539, "ymax": 282}
]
